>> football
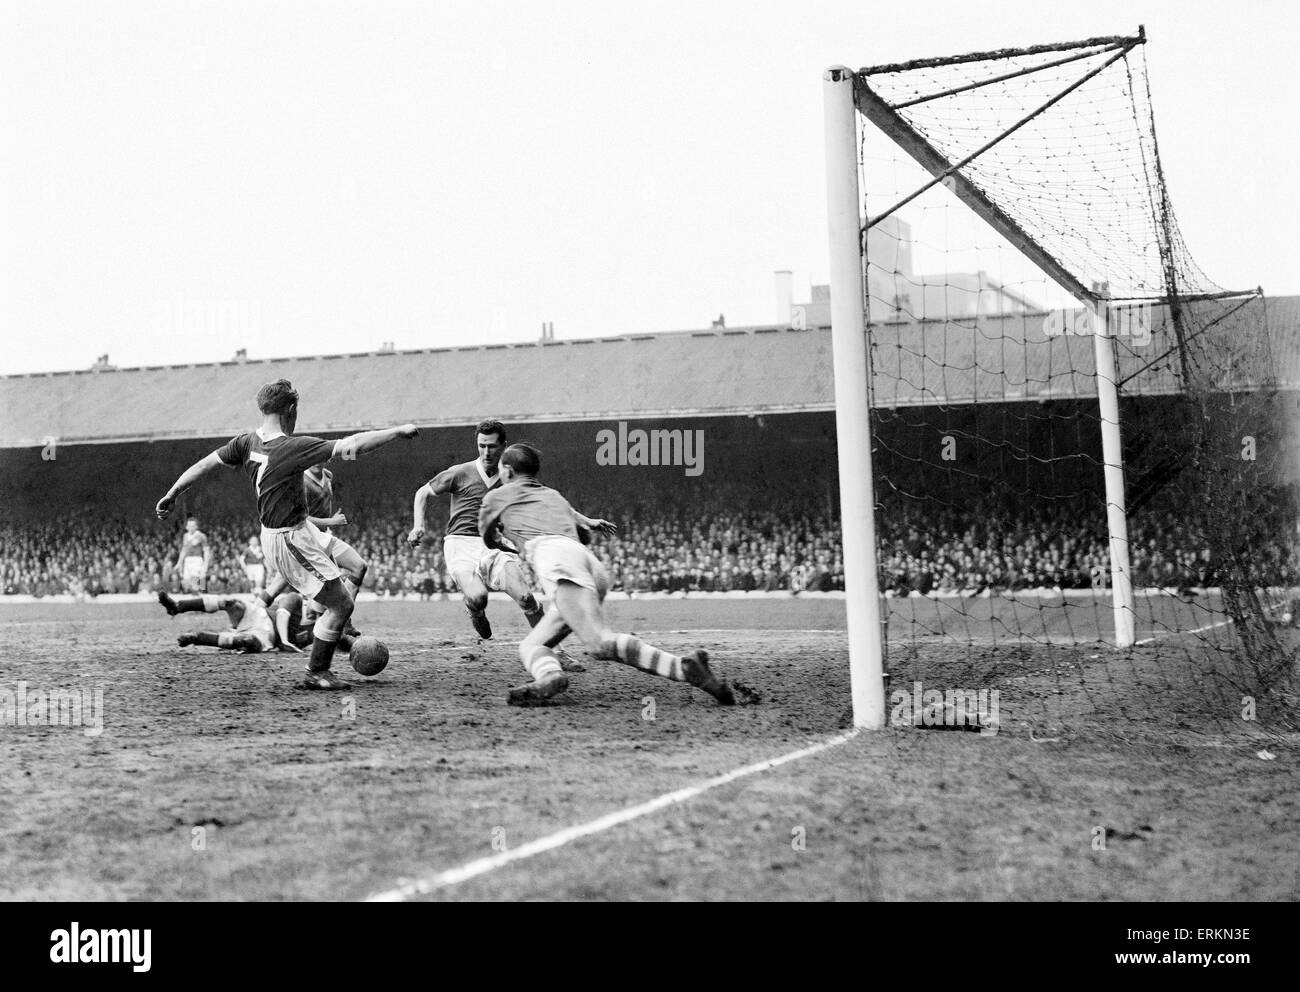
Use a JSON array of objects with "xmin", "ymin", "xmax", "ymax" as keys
[{"xmin": 349, "ymin": 636, "xmax": 390, "ymax": 677}]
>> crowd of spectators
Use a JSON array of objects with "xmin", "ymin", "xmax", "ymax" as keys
[{"xmin": 3, "ymin": 485, "xmax": 1296, "ymax": 599}]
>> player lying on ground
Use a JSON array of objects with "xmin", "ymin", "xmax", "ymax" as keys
[
  {"xmin": 269, "ymin": 590, "xmax": 357, "ymax": 654},
  {"xmin": 478, "ymin": 442, "xmax": 734, "ymax": 707},
  {"xmin": 408, "ymin": 419, "xmax": 614, "ymax": 666},
  {"xmin": 156, "ymin": 590, "xmax": 279, "ymax": 653},
  {"xmin": 154, "ymin": 378, "xmax": 417, "ymax": 690},
  {"xmin": 256, "ymin": 570, "xmax": 362, "ymax": 641}
]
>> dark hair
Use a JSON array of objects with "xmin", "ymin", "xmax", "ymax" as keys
[
  {"xmin": 257, "ymin": 379, "xmax": 299, "ymax": 416},
  {"xmin": 501, "ymin": 442, "xmax": 541, "ymax": 476},
  {"xmin": 475, "ymin": 419, "xmax": 506, "ymax": 444}
]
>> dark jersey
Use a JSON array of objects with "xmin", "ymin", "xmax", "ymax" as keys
[
  {"xmin": 429, "ymin": 460, "xmax": 500, "ymax": 537},
  {"xmin": 217, "ymin": 431, "xmax": 337, "ymax": 529},
  {"xmin": 479, "ymin": 478, "xmax": 581, "ymax": 553},
  {"xmin": 240, "ymin": 546, "xmax": 265, "ymax": 567},
  {"xmin": 303, "ymin": 468, "xmax": 336, "ymax": 522},
  {"xmin": 179, "ymin": 530, "xmax": 208, "ymax": 560}
]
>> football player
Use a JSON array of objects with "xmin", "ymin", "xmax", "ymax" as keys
[
  {"xmin": 239, "ymin": 536, "xmax": 266, "ymax": 594},
  {"xmin": 155, "ymin": 378, "xmax": 417, "ymax": 689},
  {"xmin": 174, "ymin": 517, "xmax": 211, "ymax": 593},
  {"xmin": 407, "ymin": 420, "xmax": 614, "ymax": 661},
  {"xmin": 479, "ymin": 442, "xmax": 734, "ymax": 707},
  {"xmin": 157, "ymin": 590, "xmax": 278, "ymax": 654}
]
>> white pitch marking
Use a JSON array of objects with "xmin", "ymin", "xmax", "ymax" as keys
[
  {"xmin": 1134, "ymin": 617, "xmax": 1234, "ymax": 646},
  {"xmin": 364, "ymin": 728, "xmax": 860, "ymax": 902},
  {"xmin": 632, "ymin": 627, "xmax": 843, "ymax": 636}
]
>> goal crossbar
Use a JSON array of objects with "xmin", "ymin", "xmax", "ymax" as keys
[{"xmin": 860, "ymin": 29, "xmax": 1143, "ymax": 76}]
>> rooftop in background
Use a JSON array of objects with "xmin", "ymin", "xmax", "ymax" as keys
[{"xmin": 1, "ymin": 296, "xmax": 1295, "ymax": 447}]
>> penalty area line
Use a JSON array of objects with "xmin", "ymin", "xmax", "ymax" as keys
[{"xmin": 364, "ymin": 728, "xmax": 860, "ymax": 902}]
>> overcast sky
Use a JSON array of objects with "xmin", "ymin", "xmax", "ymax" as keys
[{"xmin": 2, "ymin": 0, "xmax": 1296, "ymax": 375}]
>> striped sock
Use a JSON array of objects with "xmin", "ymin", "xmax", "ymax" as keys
[
  {"xmin": 521, "ymin": 644, "xmax": 563, "ymax": 682},
  {"xmin": 601, "ymin": 634, "xmax": 684, "ymax": 682}
]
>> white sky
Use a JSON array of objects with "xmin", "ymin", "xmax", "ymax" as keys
[{"xmin": 2, "ymin": 0, "xmax": 1296, "ymax": 374}]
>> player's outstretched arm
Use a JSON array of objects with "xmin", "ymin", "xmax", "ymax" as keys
[
  {"xmin": 408, "ymin": 483, "xmax": 434, "ymax": 546},
  {"xmin": 309, "ymin": 513, "xmax": 347, "ymax": 529},
  {"xmin": 274, "ymin": 608, "xmax": 301, "ymax": 652},
  {"xmin": 573, "ymin": 509, "xmax": 618, "ymax": 536},
  {"xmin": 332, "ymin": 424, "xmax": 418, "ymax": 462},
  {"xmin": 156, "ymin": 450, "xmax": 228, "ymax": 519}
]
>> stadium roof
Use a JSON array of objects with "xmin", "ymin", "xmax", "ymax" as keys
[{"xmin": 1, "ymin": 296, "xmax": 1296, "ymax": 447}]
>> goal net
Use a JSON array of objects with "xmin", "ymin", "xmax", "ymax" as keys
[{"xmin": 840, "ymin": 28, "xmax": 1298, "ymax": 741}]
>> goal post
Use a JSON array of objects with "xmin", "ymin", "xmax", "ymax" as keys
[
  {"xmin": 823, "ymin": 66, "xmax": 886, "ymax": 730},
  {"xmin": 819, "ymin": 29, "xmax": 1294, "ymax": 739},
  {"xmin": 1090, "ymin": 292, "xmax": 1136, "ymax": 647}
]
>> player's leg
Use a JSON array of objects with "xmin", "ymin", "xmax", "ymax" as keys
[
  {"xmin": 492, "ymin": 552, "xmax": 545, "ymax": 625},
  {"xmin": 160, "ymin": 591, "xmax": 235, "ymax": 617},
  {"xmin": 328, "ymin": 537, "xmax": 367, "ymax": 594},
  {"xmin": 268, "ymin": 523, "xmax": 351, "ymax": 688},
  {"xmin": 486, "ymin": 550, "xmax": 584, "ymax": 670},
  {"xmin": 245, "ymin": 564, "xmax": 265, "ymax": 595},
  {"xmin": 508, "ymin": 604, "xmax": 574, "ymax": 704},
  {"xmin": 326, "ymin": 536, "xmax": 366, "ymax": 637},
  {"xmin": 176, "ymin": 629, "xmax": 262, "ymax": 651},
  {"xmin": 454, "ymin": 568, "xmax": 492, "ymax": 639},
  {"xmin": 303, "ymin": 576, "xmax": 354, "ymax": 684},
  {"xmin": 553, "ymin": 582, "xmax": 734, "ymax": 704},
  {"xmin": 158, "ymin": 590, "xmax": 201, "ymax": 615},
  {"xmin": 444, "ymin": 536, "xmax": 493, "ymax": 638}
]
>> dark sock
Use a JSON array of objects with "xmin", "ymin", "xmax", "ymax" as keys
[
  {"xmin": 309, "ymin": 637, "xmax": 338, "ymax": 673},
  {"xmin": 175, "ymin": 596, "xmax": 206, "ymax": 614},
  {"xmin": 193, "ymin": 631, "xmax": 221, "ymax": 647}
]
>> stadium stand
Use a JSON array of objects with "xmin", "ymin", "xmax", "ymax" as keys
[{"xmin": 2, "ymin": 300, "xmax": 1297, "ymax": 599}]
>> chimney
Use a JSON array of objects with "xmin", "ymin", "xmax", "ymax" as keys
[{"xmin": 774, "ymin": 270, "xmax": 793, "ymax": 326}]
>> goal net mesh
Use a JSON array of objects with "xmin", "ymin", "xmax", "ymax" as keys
[{"xmin": 852, "ymin": 30, "xmax": 1297, "ymax": 741}]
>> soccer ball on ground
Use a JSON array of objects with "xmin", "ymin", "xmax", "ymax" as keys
[{"xmin": 350, "ymin": 636, "xmax": 390, "ymax": 677}]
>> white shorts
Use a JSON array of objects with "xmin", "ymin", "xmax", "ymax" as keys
[
  {"xmin": 525, "ymin": 535, "xmax": 610, "ymax": 599},
  {"xmin": 261, "ymin": 520, "xmax": 342, "ymax": 600},
  {"xmin": 243, "ymin": 564, "xmax": 266, "ymax": 588},
  {"xmin": 443, "ymin": 534, "xmax": 515, "ymax": 590},
  {"xmin": 311, "ymin": 528, "xmax": 340, "ymax": 555},
  {"xmin": 236, "ymin": 607, "xmax": 276, "ymax": 653},
  {"xmin": 181, "ymin": 557, "xmax": 206, "ymax": 587},
  {"xmin": 202, "ymin": 595, "xmax": 276, "ymax": 652}
]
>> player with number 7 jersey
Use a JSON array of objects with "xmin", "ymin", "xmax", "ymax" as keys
[{"xmin": 155, "ymin": 379, "xmax": 418, "ymax": 690}]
